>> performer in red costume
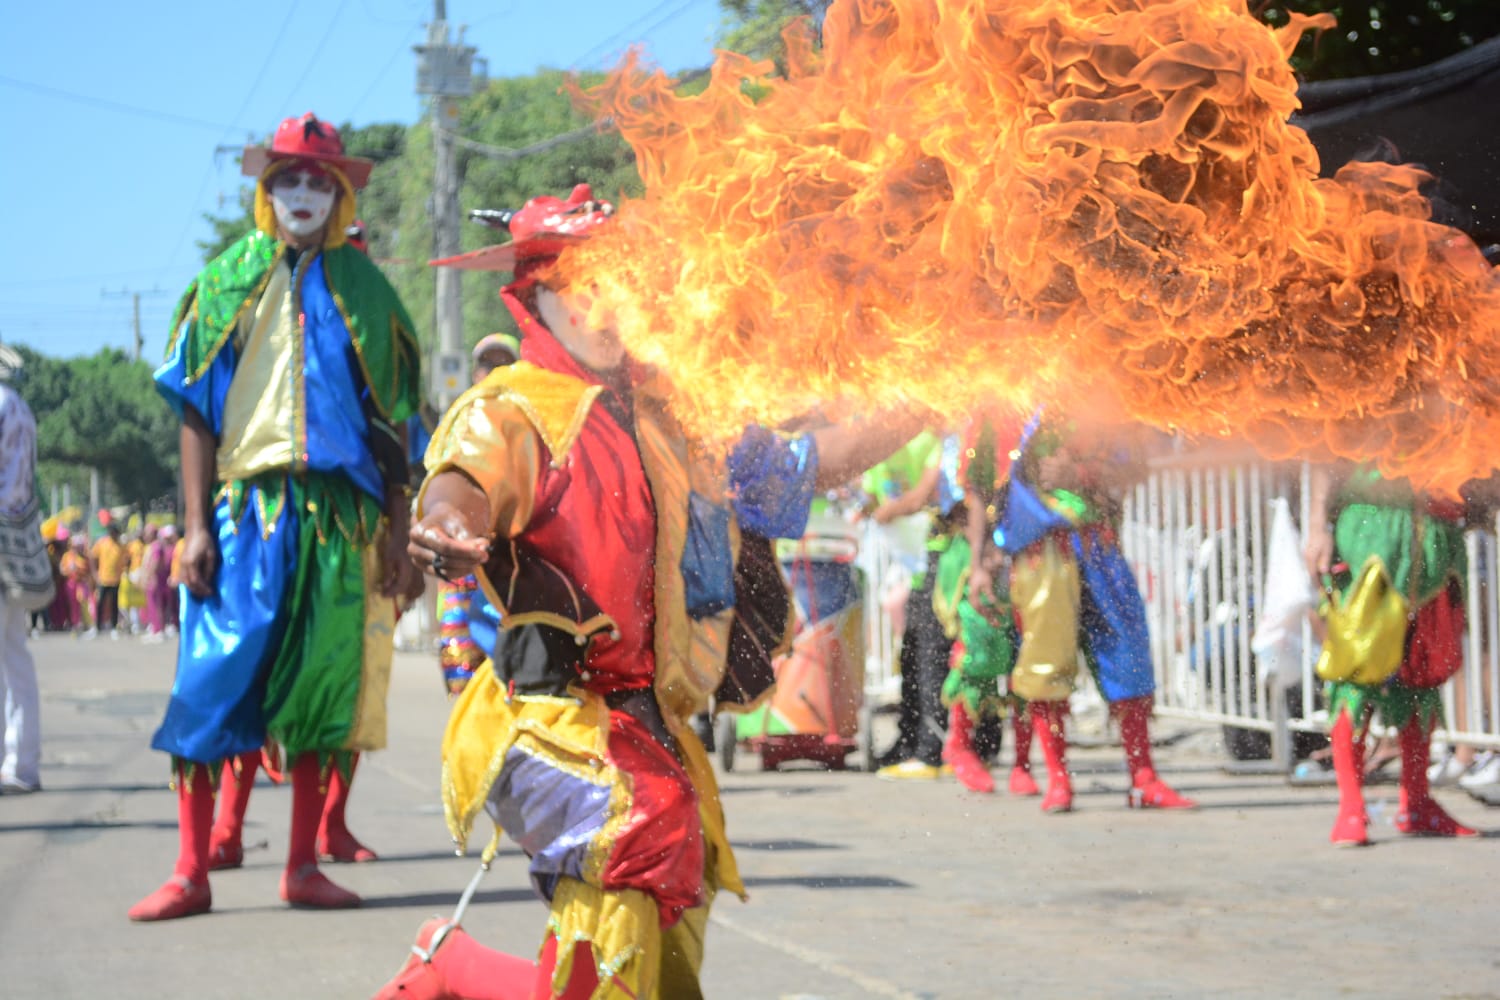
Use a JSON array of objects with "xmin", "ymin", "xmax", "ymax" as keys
[{"xmin": 374, "ymin": 184, "xmax": 916, "ymax": 1000}]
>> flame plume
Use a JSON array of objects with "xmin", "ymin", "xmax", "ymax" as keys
[{"xmin": 562, "ymin": 0, "xmax": 1500, "ymax": 492}]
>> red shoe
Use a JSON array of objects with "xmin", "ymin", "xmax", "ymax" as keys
[
  {"xmin": 1396, "ymin": 798, "xmax": 1479, "ymax": 838},
  {"xmin": 371, "ymin": 917, "xmax": 460, "ymax": 1000},
  {"xmin": 208, "ymin": 835, "xmax": 244, "ymax": 871},
  {"xmin": 1329, "ymin": 809, "xmax": 1370, "ymax": 848},
  {"xmin": 319, "ymin": 831, "xmax": 379, "ymax": 864},
  {"xmin": 1008, "ymin": 766, "xmax": 1040, "ymax": 797},
  {"xmin": 280, "ymin": 864, "xmax": 362, "ymax": 909},
  {"xmin": 128, "ymin": 875, "xmax": 212, "ymax": 922},
  {"xmin": 1040, "ymin": 776, "xmax": 1073, "ymax": 814},
  {"xmin": 1128, "ymin": 771, "xmax": 1197, "ymax": 810}
]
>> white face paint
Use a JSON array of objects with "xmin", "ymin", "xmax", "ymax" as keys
[{"xmin": 269, "ymin": 168, "xmax": 337, "ymax": 239}]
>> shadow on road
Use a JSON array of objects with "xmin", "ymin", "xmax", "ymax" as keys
[
  {"xmin": 741, "ymin": 874, "xmax": 914, "ymax": 890},
  {"xmin": 731, "ymin": 838, "xmax": 846, "ymax": 852}
]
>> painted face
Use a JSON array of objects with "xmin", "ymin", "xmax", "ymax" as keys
[{"xmin": 269, "ymin": 166, "xmax": 338, "ymax": 239}]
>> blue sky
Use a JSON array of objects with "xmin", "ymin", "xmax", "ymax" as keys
[{"xmin": 0, "ymin": 0, "xmax": 724, "ymax": 362}]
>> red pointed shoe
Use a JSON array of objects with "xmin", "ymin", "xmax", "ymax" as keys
[
  {"xmin": 128, "ymin": 875, "xmax": 212, "ymax": 922},
  {"xmin": 372, "ymin": 917, "xmax": 460, "ymax": 1000},
  {"xmin": 949, "ymin": 753, "xmax": 996, "ymax": 793},
  {"xmin": 208, "ymin": 835, "xmax": 244, "ymax": 871},
  {"xmin": 1128, "ymin": 771, "xmax": 1197, "ymax": 810},
  {"xmin": 1396, "ymin": 798, "xmax": 1479, "ymax": 838},
  {"xmin": 280, "ymin": 864, "xmax": 362, "ymax": 909},
  {"xmin": 1008, "ymin": 766, "xmax": 1040, "ymax": 797},
  {"xmin": 319, "ymin": 831, "xmax": 379, "ymax": 864},
  {"xmin": 1329, "ymin": 809, "xmax": 1370, "ymax": 848},
  {"xmin": 1040, "ymin": 776, "xmax": 1073, "ymax": 814}
]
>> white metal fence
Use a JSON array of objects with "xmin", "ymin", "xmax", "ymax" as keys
[{"xmin": 1121, "ymin": 455, "xmax": 1500, "ymax": 764}]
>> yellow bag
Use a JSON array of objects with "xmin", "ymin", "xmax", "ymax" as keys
[{"xmin": 1314, "ymin": 560, "xmax": 1409, "ymax": 685}]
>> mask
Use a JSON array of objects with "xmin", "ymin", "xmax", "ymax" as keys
[{"xmin": 269, "ymin": 168, "xmax": 337, "ymax": 239}]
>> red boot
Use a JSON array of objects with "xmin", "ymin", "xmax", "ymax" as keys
[
  {"xmin": 281, "ymin": 754, "xmax": 361, "ymax": 908},
  {"xmin": 1328, "ymin": 709, "xmax": 1369, "ymax": 847},
  {"xmin": 1031, "ymin": 700, "xmax": 1072, "ymax": 813},
  {"xmin": 208, "ymin": 751, "xmax": 260, "ymax": 870},
  {"xmin": 1395, "ymin": 716, "xmax": 1478, "ymax": 838},
  {"xmin": 128, "ymin": 762, "xmax": 215, "ymax": 921},
  {"xmin": 371, "ymin": 917, "xmax": 536, "ymax": 1000},
  {"xmin": 319, "ymin": 753, "xmax": 378, "ymax": 863},
  {"xmin": 1115, "ymin": 695, "xmax": 1195, "ymax": 809},
  {"xmin": 1008, "ymin": 705, "xmax": 1039, "ymax": 796},
  {"xmin": 942, "ymin": 703, "xmax": 995, "ymax": 793}
]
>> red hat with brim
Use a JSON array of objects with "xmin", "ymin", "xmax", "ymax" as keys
[
  {"xmin": 430, "ymin": 184, "xmax": 613, "ymax": 274},
  {"xmin": 243, "ymin": 112, "xmax": 373, "ymax": 189}
]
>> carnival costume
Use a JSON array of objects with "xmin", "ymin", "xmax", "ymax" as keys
[
  {"xmin": 931, "ymin": 426, "xmax": 1039, "ymax": 796},
  {"xmin": 1319, "ymin": 469, "xmax": 1478, "ymax": 846},
  {"xmin": 128, "ymin": 113, "xmax": 421, "ymax": 922},
  {"xmin": 376, "ymin": 185, "xmax": 817, "ymax": 1000},
  {"xmin": 866, "ymin": 432, "xmax": 958, "ymax": 779},
  {"xmin": 994, "ymin": 415, "xmax": 1193, "ymax": 814}
]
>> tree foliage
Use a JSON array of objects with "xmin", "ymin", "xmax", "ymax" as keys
[
  {"xmin": 1259, "ymin": 0, "xmax": 1500, "ymax": 79},
  {"xmin": 716, "ymin": 0, "xmax": 834, "ymax": 69},
  {"xmin": 9, "ymin": 345, "xmax": 179, "ymax": 515}
]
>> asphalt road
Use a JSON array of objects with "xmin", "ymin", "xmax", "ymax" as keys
[{"xmin": 1, "ymin": 631, "xmax": 1497, "ymax": 999}]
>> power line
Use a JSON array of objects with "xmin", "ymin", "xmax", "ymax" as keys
[
  {"xmin": 223, "ymin": 0, "xmax": 303, "ymax": 136},
  {"xmin": 0, "ymin": 73, "xmax": 255, "ymax": 133},
  {"xmin": 570, "ymin": 0, "xmax": 695, "ymax": 71},
  {"xmin": 275, "ymin": 0, "xmax": 353, "ymax": 111},
  {"xmin": 348, "ymin": 22, "xmax": 425, "ymax": 120}
]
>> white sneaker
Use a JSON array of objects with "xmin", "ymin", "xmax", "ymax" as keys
[
  {"xmin": 1428, "ymin": 752, "xmax": 1469, "ymax": 787},
  {"xmin": 1458, "ymin": 752, "xmax": 1500, "ymax": 791},
  {"xmin": 80, "ymin": 628, "xmax": 98, "ymax": 640},
  {"xmin": 109, "ymin": 629, "xmax": 120, "ymax": 641}
]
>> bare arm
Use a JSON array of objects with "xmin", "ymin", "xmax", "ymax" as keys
[
  {"xmin": 380, "ymin": 423, "xmax": 423, "ymax": 601},
  {"xmin": 809, "ymin": 411, "xmax": 928, "ymax": 490},
  {"xmin": 179, "ymin": 406, "xmax": 219, "ymax": 598},
  {"xmin": 965, "ymin": 488, "xmax": 994, "ymax": 604},
  {"xmin": 1303, "ymin": 464, "xmax": 1345, "ymax": 580},
  {"xmin": 872, "ymin": 463, "xmax": 940, "ymax": 523}
]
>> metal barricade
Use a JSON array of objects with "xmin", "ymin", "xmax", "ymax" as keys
[{"xmin": 1121, "ymin": 456, "xmax": 1500, "ymax": 766}]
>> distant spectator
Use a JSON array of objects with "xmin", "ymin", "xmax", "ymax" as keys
[
  {"xmin": 0, "ymin": 348, "xmax": 44, "ymax": 794},
  {"xmin": 88, "ymin": 519, "xmax": 125, "ymax": 639}
]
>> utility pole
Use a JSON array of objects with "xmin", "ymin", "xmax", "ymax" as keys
[
  {"xmin": 415, "ymin": 0, "xmax": 481, "ymax": 412},
  {"xmin": 102, "ymin": 288, "xmax": 167, "ymax": 361}
]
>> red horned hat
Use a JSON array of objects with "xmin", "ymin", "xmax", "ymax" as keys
[
  {"xmin": 429, "ymin": 183, "xmax": 615, "ymax": 274},
  {"xmin": 242, "ymin": 112, "xmax": 373, "ymax": 189}
]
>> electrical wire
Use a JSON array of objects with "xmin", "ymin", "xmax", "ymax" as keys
[
  {"xmin": 570, "ymin": 0, "xmax": 710, "ymax": 71},
  {"xmin": 0, "ymin": 73, "xmax": 253, "ymax": 133},
  {"xmin": 275, "ymin": 0, "xmax": 353, "ymax": 111},
  {"xmin": 348, "ymin": 22, "xmax": 425, "ymax": 120}
]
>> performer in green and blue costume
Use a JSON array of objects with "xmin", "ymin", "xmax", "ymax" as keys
[{"xmin": 129, "ymin": 112, "xmax": 422, "ymax": 922}]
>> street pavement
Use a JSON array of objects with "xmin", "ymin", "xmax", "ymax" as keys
[{"xmin": 1, "ymin": 631, "xmax": 1497, "ymax": 999}]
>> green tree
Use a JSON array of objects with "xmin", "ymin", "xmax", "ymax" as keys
[
  {"xmin": 717, "ymin": 0, "xmax": 833, "ymax": 69},
  {"xmin": 10, "ymin": 345, "xmax": 179, "ymax": 518},
  {"xmin": 439, "ymin": 70, "xmax": 643, "ymax": 345},
  {"xmin": 1258, "ymin": 0, "xmax": 1500, "ymax": 78}
]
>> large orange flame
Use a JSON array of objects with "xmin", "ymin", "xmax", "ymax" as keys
[{"xmin": 562, "ymin": 0, "xmax": 1500, "ymax": 493}]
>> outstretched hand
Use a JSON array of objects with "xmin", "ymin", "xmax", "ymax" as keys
[{"xmin": 409, "ymin": 502, "xmax": 492, "ymax": 582}]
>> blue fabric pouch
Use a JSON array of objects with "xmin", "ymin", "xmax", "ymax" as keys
[
  {"xmin": 995, "ymin": 478, "xmax": 1072, "ymax": 554},
  {"xmin": 682, "ymin": 491, "xmax": 736, "ymax": 618}
]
